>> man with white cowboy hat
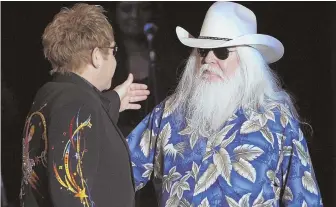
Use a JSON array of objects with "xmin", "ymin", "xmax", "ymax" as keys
[{"xmin": 127, "ymin": 2, "xmax": 322, "ymax": 206}]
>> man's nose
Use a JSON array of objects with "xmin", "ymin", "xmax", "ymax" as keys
[{"xmin": 203, "ymin": 50, "xmax": 216, "ymax": 64}]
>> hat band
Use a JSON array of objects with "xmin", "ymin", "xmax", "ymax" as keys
[{"xmin": 198, "ymin": 36, "xmax": 232, "ymax": 41}]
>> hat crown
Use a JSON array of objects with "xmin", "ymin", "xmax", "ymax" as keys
[{"xmin": 200, "ymin": 2, "xmax": 257, "ymax": 39}]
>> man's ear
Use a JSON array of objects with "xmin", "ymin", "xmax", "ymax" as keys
[{"xmin": 92, "ymin": 47, "xmax": 102, "ymax": 69}]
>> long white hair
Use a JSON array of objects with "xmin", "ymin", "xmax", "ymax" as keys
[
  {"xmin": 236, "ymin": 46, "xmax": 299, "ymax": 117},
  {"xmin": 169, "ymin": 46, "xmax": 299, "ymax": 134}
]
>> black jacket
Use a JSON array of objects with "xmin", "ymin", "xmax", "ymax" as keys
[{"xmin": 20, "ymin": 73, "xmax": 135, "ymax": 207}]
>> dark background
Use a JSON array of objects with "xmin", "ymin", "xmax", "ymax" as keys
[{"xmin": 2, "ymin": 1, "xmax": 336, "ymax": 206}]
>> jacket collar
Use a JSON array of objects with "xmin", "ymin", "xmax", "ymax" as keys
[
  {"xmin": 52, "ymin": 72, "xmax": 99, "ymax": 91},
  {"xmin": 52, "ymin": 72, "xmax": 111, "ymax": 109}
]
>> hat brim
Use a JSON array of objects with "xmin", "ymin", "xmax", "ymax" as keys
[{"xmin": 176, "ymin": 26, "xmax": 284, "ymax": 63}]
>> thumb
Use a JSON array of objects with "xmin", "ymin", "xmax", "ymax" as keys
[{"xmin": 124, "ymin": 73, "xmax": 134, "ymax": 86}]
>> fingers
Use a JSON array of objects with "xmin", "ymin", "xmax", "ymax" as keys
[
  {"xmin": 129, "ymin": 89, "xmax": 150, "ymax": 96},
  {"xmin": 127, "ymin": 104, "xmax": 141, "ymax": 110},
  {"xmin": 129, "ymin": 95, "xmax": 148, "ymax": 103},
  {"xmin": 124, "ymin": 73, "xmax": 134, "ymax": 86},
  {"xmin": 130, "ymin": 83, "xmax": 148, "ymax": 90}
]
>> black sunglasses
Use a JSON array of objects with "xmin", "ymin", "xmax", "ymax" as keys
[{"xmin": 197, "ymin": 47, "xmax": 233, "ymax": 60}]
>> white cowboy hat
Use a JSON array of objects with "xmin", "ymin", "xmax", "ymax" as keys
[{"xmin": 176, "ymin": 1, "xmax": 284, "ymax": 63}]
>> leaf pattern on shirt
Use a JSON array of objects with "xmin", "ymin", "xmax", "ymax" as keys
[
  {"xmin": 299, "ymin": 129, "xmax": 304, "ymax": 141},
  {"xmin": 163, "ymin": 97, "xmax": 178, "ymax": 119},
  {"xmin": 260, "ymin": 127, "xmax": 274, "ymax": 148},
  {"xmin": 252, "ymin": 189, "xmax": 274, "ymax": 207},
  {"xmin": 142, "ymin": 163, "xmax": 153, "ymax": 179},
  {"xmin": 293, "ymin": 139, "xmax": 310, "ymax": 167},
  {"xmin": 276, "ymin": 133, "xmax": 286, "ymax": 154},
  {"xmin": 129, "ymin": 101, "xmax": 322, "ymax": 207},
  {"xmin": 233, "ymin": 158, "xmax": 256, "ymax": 183},
  {"xmin": 198, "ymin": 197, "xmax": 210, "ymax": 207},
  {"xmin": 283, "ymin": 146, "xmax": 292, "ymax": 156},
  {"xmin": 163, "ymin": 166, "xmax": 182, "ymax": 193},
  {"xmin": 302, "ymin": 200, "xmax": 308, "ymax": 207},
  {"xmin": 279, "ymin": 104, "xmax": 293, "ymax": 128},
  {"xmin": 225, "ymin": 193, "xmax": 251, "ymax": 207},
  {"xmin": 186, "ymin": 161, "xmax": 200, "ymax": 181},
  {"xmin": 194, "ymin": 164, "xmax": 220, "ymax": 196},
  {"xmin": 214, "ymin": 148, "xmax": 232, "ymax": 186},
  {"xmin": 179, "ymin": 198, "xmax": 192, "ymax": 207},
  {"xmin": 241, "ymin": 118, "xmax": 275, "ymax": 149},
  {"xmin": 203, "ymin": 124, "xmax": 237, "ymax": 161},
  {"xmin": 280, "ymin": 113, "xmax": 289, "ymax": 128},
  {"xmin": 165, "ymin": 194, "xmax": 180, "ymax": 207},
  {"xmin": 233, "ymin": 144, "xmax": 264, "ymax": 161},
  {"xmin": 227, "ymin": 113, "xmax": 238, "ymax": 123},
  {"xmin": 160, "ymin": 123, "xmax": 172, "ymax": 147},
  {"xmin": 165, "ymin": 142, "xmax": 186, "ymax": 160},
  {"xmin": 140, "ymin": 129, "xmax": 152, "ymax": 157},
  {"xmin": 135, "ymin": 182, "xmax": 144, "ymax": 191},
  {"xmin": 252, "ymin": 189, "xmax": 264, "ymax": 206},
  {"xmin": 202, "ymin": 130, "xmax": 263, "ymax": 187},
  {"xmin": 209, "ymin": 124, "xmax": 235, "ymax": 147},
  {"xmin": 170, "ymin": 174, "xmax": 191, "ymax": 199},
  {"xmin": 201, "ymin": 133, "xmax": 264, "ymax": 188},
  {"xmin": 282, "ymin": 186, "xmax": 294, "ymax": 201},
  {"xmin": 267, "ymin": 169, "xmax": 293, "ymax": 202},
  {"xmin": 154, "ymin": 123, "xmax": 172, "ymax": 178},
  {"xmin": 252, "ymin": 109, "xmax": 275, "ymax": 127},
  {"xmin": 267, "ymin": 170, "xmax": 281, "ymax": 200},
  {"xmin": 240, "ymin": 120, "xmax": 262, "ymax": 134},
  {"xmin": 241, "ymin": 120, "xmax": 274, "ymax": 150},
  {"xmin": 203, "ymin": 130, "xmax": 237, "ymax": 162},
  {"xmin": 202, "ymin": 130, "xmax": 264, "ymax": 188},
  {"xmin": 221, "ymin": 130, "xmax": 237, "ymax": 148},
  {"xmin": 302, "ymin": 171, "xmax": 318, "ymax": 195},
  {"xmin": 179, "ymin": 118, "xmax": 209, "ymax": 149},
  {"xmin": 243, "ymin": 103, "xmax": 293, "ymax": 149}
]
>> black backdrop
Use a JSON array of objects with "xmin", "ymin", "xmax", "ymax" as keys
[{"xmin": 2, "ymin": 2, "xmax": 335, "ymax": 206}]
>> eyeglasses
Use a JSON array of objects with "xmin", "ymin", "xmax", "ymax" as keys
[
  {"xmin": 197, "ymin": 47, "xmax": 233, "ymax": 60},
  {"xmin": 100, "ymin": 45, "xmax": 118, "ymax": 56}
]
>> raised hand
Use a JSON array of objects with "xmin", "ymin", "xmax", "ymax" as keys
[{"xmin": 113, "ymin": 73, "xmax": 150, "ymax": 112}]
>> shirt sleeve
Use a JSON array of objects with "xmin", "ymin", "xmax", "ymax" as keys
[
  {"xmin": 280, "ymin": 121, "xmax": 323, "ymax": 206},
  {"xmin": 48, "ymin": 102, "xmax": 102, "ymax": 207},
  {"xmin": 127, "ymin": 103, "xmax": 164, "ymax": 191}
]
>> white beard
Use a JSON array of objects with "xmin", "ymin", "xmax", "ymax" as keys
[{"xmin": 182, "ymin": 64, "xmax": 244, "ymax": 136}]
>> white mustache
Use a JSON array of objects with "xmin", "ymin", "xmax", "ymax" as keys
[{"xmin": 200, "ymin": 64, "xmax": 224, "ymax": 78}]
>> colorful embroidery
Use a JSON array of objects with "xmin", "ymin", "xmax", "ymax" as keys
[
  {"xmin": 52, "ymin": 108, "xmax": 94, "ymax": 207},
  {"xmin": 20, "ymin": 103, "xmax": 48, "ymax": 199}
]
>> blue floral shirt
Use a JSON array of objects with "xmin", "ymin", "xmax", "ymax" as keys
[{"xmin": 127, "ymin": 99, "xmax": 323, "ymax": 207}]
